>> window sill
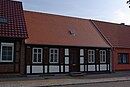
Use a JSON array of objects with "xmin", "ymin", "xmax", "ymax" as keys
[
  {"xmin": 49, "ymin": 62, "xmax": 59, "ymax": 64},
  {"xmin": 32, "ymin": 62, "xmax": 42, "ymax": 64},
  {"xmin": 88, "ymin": 62, "xmax": 95, "ymax": 64},
  {"xmin": 100, "ymin": 62, "xmax": 107, "ymax": 64},
  {"xmin": 0, "ymin": 62, "xmax": 14, "ymax": 64}
]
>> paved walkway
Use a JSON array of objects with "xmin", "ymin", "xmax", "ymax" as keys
[{"xmin": 0, "ymin": 71, "xmax": 130, "ymax": 87}]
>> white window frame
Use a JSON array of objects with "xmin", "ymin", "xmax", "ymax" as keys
[
  {"xmin": 0, "ymin": 43, "xmax": 14, "ymax": 62},
  {"xmin": 49, "ymin": 48, "xmax": 59, "ymax": 64},
  {"xmin": 32, "ymin": 48, "xmax": 43, "ymax": 63},
  {"xmin": 88, "ymin": 50, "xmax": 95, "ymax": 63},
  {"xmin": 100, "ymin": 50, "xmax": 106, "ymax": 63}
]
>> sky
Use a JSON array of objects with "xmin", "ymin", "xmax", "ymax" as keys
[{"xmin": 15, "ymin": 0, "xmax": 130, "ymax": 25}]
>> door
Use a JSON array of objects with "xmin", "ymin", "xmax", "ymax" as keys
[{"xmin": 69, "ymin": 48, "xmax": 80, "ymax": 72}]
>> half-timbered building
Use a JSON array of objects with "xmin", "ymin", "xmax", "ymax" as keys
[
  {"xmin": 92, "ymin": 20, "xmax": 130, "ymax": 72},
  {"xmin": 24, "ymin": 11, "xmax": 111, "ymax": 74},
  {"xmin": 2, "ymin": 0, "xmax": 130, "ymax": 76},
  {"xmin": 0, "ymin": 0, "xmax": 28, "ymax": 75}
]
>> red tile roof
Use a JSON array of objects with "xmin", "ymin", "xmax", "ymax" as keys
[
  {"xmin": 93, "ymin": 20, "xmax": 130, "ymax": 48},
  {"xmin": 24, "ymin": 11, "xmax": 110, "ymax": 48},
  {"xmin": 0, "ymin": 0, "xmax": 28, "ymax": 38}
]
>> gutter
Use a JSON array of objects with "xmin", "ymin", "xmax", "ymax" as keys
[{"xmin": 90, "ymin": 20, "xmax": 113, "ymax": 73}]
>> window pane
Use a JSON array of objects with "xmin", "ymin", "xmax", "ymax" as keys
[
  {"xmin": 91, "ymin": 51, "xmax": 94, "ymax": 54},
  {"xmin": 8, "ymin": 48, "xmax": 12, "ymax": 55},
  {"xmin": 100, "ymin": 55, "xmax": 102, "ymax": 61},
  {"xmin": 51, "ymin": 50, "xmax": 53, "ymax": 53},
  {"xmin": 0, "ymin": 17, "xmax": 8, "ymax": 24},
  {"xmin": 88, "ymin": 55, "xmax": 91, "ymax": 62},
  {"xmin": 38, "ymin": 54, "xmax": 41, "ymax": 62},
  {"xmin": 38, "ymin": 49, "xmax": 41, "ymax": 53},
  {"xmin": 54, "ymin": 50, "xmax": 57, "ymax": 53},
  {"xmin": 34, "ymin": 49, "xmax": 37, "ymax": 53},
  {"xmin": 118, "ymin": 54, "xmax": 121, "ymax": 63},
  {"xmin": 8, "ymin": 47, "xmax": 12, "ymax": 51},
  {"xmin": 54, "ymin": 58, "xmax": 57, "ymax": 62},
  {"xmin": 2, "ymin": 50, "xmax": 7, "ymax": 55},
  {"xmin": 50, "ymin": 54, "xmax": 53, "ymax": 62},
  {"xmin": 92, "ymin": 55, "xmax": 94, "ymax": 62},
  {"xmin": 2, "ymin": 49, "xmax": 7, "ymax": 56},
  {"xmin": 118, "ymin": 53, "xmax": 129, "ymax": 64},
  {"xmin": 8, "ymin": 55, "xmax": 12, "ymax": 60},
  {"xmin": 2, "ymin": 46, "xmax": 7, "ymax": 51},
  {"xmin": 88, "ymin": 51, "xmax": 91, "ymax": 54},
  {"xmin": 103, "ymin": 55, "xmax": 105, "ymax": 61},
  {"xmin": 123, "ymin": 58, "xmax": 126, "ymax": 63},
  {"xmin": 123, "ymin": 54, "xmax": 127, "ymax": 63},
  {"xmin": 33, "ymin": 54, "xmax": 37, "ymax": 62},
  {"xmin": 54, "ymin": 54, "xmax": 57, "ymax": 62},
  {"xmin": 2, "ymin": 55, "xmax": 7, "ymax": 60}
]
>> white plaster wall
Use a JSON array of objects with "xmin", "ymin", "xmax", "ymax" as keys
[
  {"xmin": 49, "ymin": 66, "xmax": 59, "ymax": 72},
  {"xmin": 80, "ymin": 65, "xmax": 84, "ymax": 71},
  {"xmin": 88, "ymin": 65, "xmax": 95, "ymax": 71},
  {"xmin": 65, "ymin": 66, "xmax": 69, "ymax": 72},
  {"xmin": 26, "ymin": 65, "xmax": 30, "ymax": 74},
  {"xmin": 65, "ymin": 57, "xmax": 69, "ymax": 64},
  {"xmin": 100, "ymin": 64, "xmax": 107, "ymax": 71},
  {"xmin": 32, "ymin": 66, "xmax": 43, "ymax": 73}
]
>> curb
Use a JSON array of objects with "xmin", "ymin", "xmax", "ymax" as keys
[
  {"xmin": 0, "ymin": 77, "xmax": 130, "ymax": 87},
  {"xmin": 34, "ymin": 77, "xmax": 130, "ymax": 87}
]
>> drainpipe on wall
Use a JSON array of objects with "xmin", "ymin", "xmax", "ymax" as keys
[{"xmin": 90, "ymin": 20, "xmax": 113, "ymax": 73}]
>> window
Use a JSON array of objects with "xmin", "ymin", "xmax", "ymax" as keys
[
  {"xmin": 0, "ymin": 17, "xmax": 8, "ymax": 24},
  {"xmin": 118, "ymin": 53, "xmax": 129, "ymax": 64},
  {"xmin": 68, "ymin": 30, "xmax": 76, "ymax": 36},
  {"xmin": 50, "ymin": 48, "xmax": 59, "ymax": 63},
  {"xmin": 0, "ymin": 43, "xmax": 14, "ymax": 62},
  {"xmin": 88, "ymin": 50, "xmax": 95, "ymax": 63},
  {"xmin": 100, "ymin": 50, "xmax": 106, "ymax": 63},
  {"xmin": 32, "ymin": 48, "xmax": 42, "ymax": 63}
]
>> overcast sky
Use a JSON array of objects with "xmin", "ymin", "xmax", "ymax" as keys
[{"xmin": 16, "ymin": 0, "xmax": 130, "ymax": 25}]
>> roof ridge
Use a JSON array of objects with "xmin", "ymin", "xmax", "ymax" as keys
[
  {"xmin": 24, "ymin": 10, "xmax": 91, "ymax": 21},
  {"xmin": 24, "ymin": 10, "xmax": 130, "ymax": 27},
  {"xmin": 92, "ymin": 19, "xmax": 130, "ymax": 27}
]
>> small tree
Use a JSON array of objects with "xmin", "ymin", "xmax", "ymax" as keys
[{"xmin": 127, "ymin": 0, "xmax": 130, "ymax": 8}]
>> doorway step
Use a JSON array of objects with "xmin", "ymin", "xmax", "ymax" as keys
[{"xmin": 69, "ymin": 72, "xmax": 86, "ymax": 77}]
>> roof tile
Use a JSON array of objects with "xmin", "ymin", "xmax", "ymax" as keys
[
  {"xmin": 0, "ymin": 0, "xmax": 28, "ymax": 38},
  {"xmin": 24, "ymin": 11, "xmax": 110, "ymax": 48},
  {"xmin": 93, "ymin": 20, "xmax": 130, "ymax": 48}
]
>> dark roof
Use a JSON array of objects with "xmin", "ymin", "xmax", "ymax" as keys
[
  {"xmin": 0, "ymin": 0, "xmax": 28, "ymax": 38},
  {"xmin": 24, "ymin": 11, "xmax": 110, "ymax": 48},
  {"xmin": 92, "ymin": 20, "xmax": 130, "ymax": 48}
]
